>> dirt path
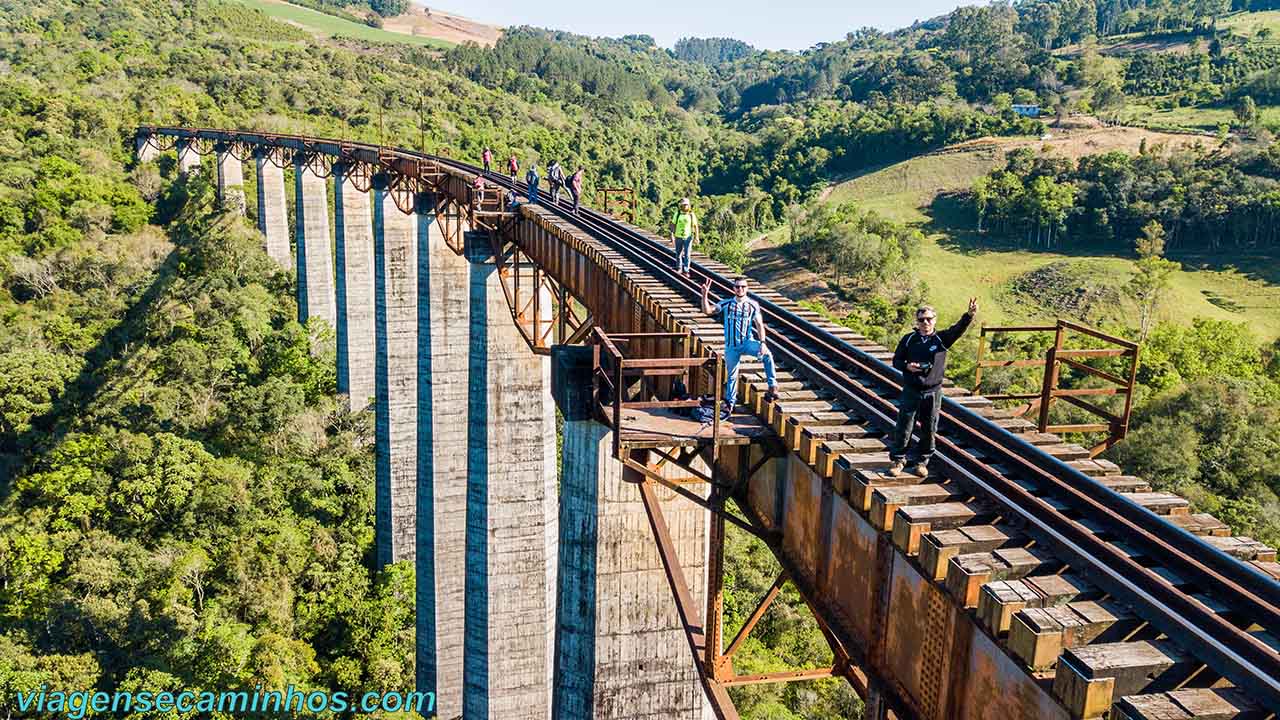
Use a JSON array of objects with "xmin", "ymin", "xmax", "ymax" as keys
[{"xmin": 745, "ymin": 237, "xmax": 853, "ymax": 315}]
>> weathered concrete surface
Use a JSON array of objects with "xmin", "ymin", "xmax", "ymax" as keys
[
  {"xmin": 553, "ymin": 421, "xmax": 710, "ymax": 719},
  {"xmin": 770, "ymin": 458, "xmax": 1071, "ymax": 720},
  {"xmin": 255, "ymin": 151, "xmax": 291, "ymax": 269},
  {"xmin": 177, "ymin": 139, "xmax": 201, "ymax": 175},
  {"xmin": 373, "ymin": 175, "xmax": 418, "ymax": 569},
  {"xmin": 135, "ymin": 136, "xmax": 158, "ymax": 164},
  {"xmin": 333, "ymin": 164, "xmax": 375, "ymax": 411},
  {"xmin": 463, "ymin": 246, "xmax": 557, "ymax": 720},
  {"xmin": 414, "ymin": 198, "xmax": 471, "ymax": 718},
  {"xmin": 293, "ymin": 156, "xmax": 337, "ymax": 329},
  {"xmin": 215, "ymin": 147, "xmax": 246, "ymax": 214}
]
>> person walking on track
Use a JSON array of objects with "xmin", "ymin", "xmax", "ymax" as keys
[
  {"xmin": 669, "ymin": 197, "xmax": 699, "ymax": 275},
  {"xmin": 569, "ymin": 166, "xmax": 584, "ymax": 215},
  {"xmin": 508, "ymin": 154, "xmax": 519, "ymax": 181},
  {"xmin": 884, "ymin": 299, "xmax": 978, "ymax": 479},
  {"xmin": 702, "ymin": 276, "xmax": 779, "ymax": 420},
  {"xmin": 547, "ymin": 160, "xmax": 565, "ymax": 204},
  {"xmin": 482, "ymin": 147, "xmax": 493, "ymax": 173},
  {"xmin": 525, "ymin": 162, "xmax": 540, "ymax": 204}
]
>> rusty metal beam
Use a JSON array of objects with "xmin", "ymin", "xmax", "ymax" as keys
[
  {"xmin": 720, "ymin": 668, "xmax": 837, "ymax": 687},
  {"xmin": 635, "ymin": 468, "xmax": 740, "ymax": 720},
  {"xmin": 721, "ymin": 571, "xmax": 788, "ymax": 663}
]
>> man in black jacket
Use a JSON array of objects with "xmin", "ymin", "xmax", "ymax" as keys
[{"xmin": 885, "ymin": 299, "xmax": 978, "ymax": 478}]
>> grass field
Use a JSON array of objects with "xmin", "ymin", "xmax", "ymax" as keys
[
  {"xmin": 230, "ymin": 0, "xmax": 454, "ymax": 48},
  {"xmin": 1119, "ymin": 102, "xmax": 1280, "ymax": 133},
  {"xmin": 804, "ymin": 144, "xmax": 1280, "ymax": 341},
  {"xmin": 1220, "ymin": 9, "xmax": 1280, "ymax": 37}
]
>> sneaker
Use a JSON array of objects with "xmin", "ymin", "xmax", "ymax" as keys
[
  {"xmin": 719, "ymin": 406, "xmax": 733, "ymax": 421},
  {"xmin": 904, "ymin": 463, "xmax": 930, "ymax": 479},
  {"xmin": 762, "ymin": 386, "xmax": 779, "ymax": 403},
  {"xmin": 883, "ymin": 459, "xmax": 907, "ymax": 478}
]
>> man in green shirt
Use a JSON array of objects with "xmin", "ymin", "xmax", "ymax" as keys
[{"xmin": 669, "ymin": 197, "xmax": 699, "ymax": 275}]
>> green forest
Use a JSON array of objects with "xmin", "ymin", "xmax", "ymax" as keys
[{"xmin": 2, "ymin": 0, "xmax": 1280, "ymax": 718}]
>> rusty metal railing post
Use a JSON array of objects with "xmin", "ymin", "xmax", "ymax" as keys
[
  {"xmin": 705, "ymin": 472, "xmax": 726, "ymax": 682},
  {"xmin": 1037, "ymin": 323, "xmax": 1065, "ymax": 433},
  {"xmin": 1120, "ymin": 343, "xmax": 1140, "ymax": 441},
  {"xmin": 711, "ymin": 353, "xmax": 724, "ymax": 464},
  {"xmin": 974, "ymin": 326, "xmax": 989, "ymax": 393}
]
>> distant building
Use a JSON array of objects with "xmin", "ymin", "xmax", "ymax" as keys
[{"xmin": 1012, "ymin": 103, "xmax": 1041, "ymax": 118}]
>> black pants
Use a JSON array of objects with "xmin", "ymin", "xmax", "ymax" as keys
[
  {"xmin": 570, "ymin": 187, "xmax": 580, "ymax": 213},
  {"xmin": 889, "ymin": 384, "xmax": 942, "ymax": 465}
]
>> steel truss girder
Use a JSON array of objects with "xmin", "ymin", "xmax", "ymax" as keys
[
  {"xmin": 628, "ymin": 443, "xmax": 882, "ymax": 720},
  {"xmin": 489, "ymin": 229, "xmax": 590, "ymax": 355}
]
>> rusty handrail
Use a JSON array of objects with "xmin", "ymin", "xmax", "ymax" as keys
[{"xmin": 974, "ymin": 319, "xmax": 1140, "ymax": 456}]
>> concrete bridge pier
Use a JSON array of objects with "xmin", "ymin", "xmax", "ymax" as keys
[
  {"xmin": 215, "ymin": 144, "xmax": 246, "ymax": 215},
  {"xmin": 135, "ymin": 136, "xmax": 158, "ymax": 164},
  {"xmin": 333, "ymin": 162, "xmax": 375, "ymax": 411},
  {"xmin": 293, "ymin": 153, "xmax": 337, "ymax": 329},
  {"xmin": 373, "ymin": 173, "xmax": 419, "ymax": 569},
  {"xmin": 551, "ymin": 348, "xmax": 712, "ymax": 720},
  {"xmin": 176, "ymin": 139, "xmax": 201, "ymax": 175},
  {"xmin": 254, "ymin": 148, "xmax": 291, "ymax": 269},
  {"xmin": 413, "ymin": 198, "xmax": 472, "ymax": 719},
  {"xmin": 462, "ymin": 235, "xmax": 558, "ymax": 720}
]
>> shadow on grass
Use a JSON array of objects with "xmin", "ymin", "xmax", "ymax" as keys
[{"xmin": 1173, "ymin": 253, "xmax": 1280, "ymax": 287}]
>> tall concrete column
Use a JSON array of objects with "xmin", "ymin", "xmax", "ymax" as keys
[
  {"xmin": 293, "ymin": 153, "xmax": 337, "ymax": 329},
  {"xmin": 333, "ymin": 163, "xmax": 376, "ymax": 411},
  {"xmin": 414, "ymin": 196, "xmax": 472, "ymax": 718},
  {"xmin": 255, "ymin": 149, "xmax": 291, "ymax": 270},
  {"xmin": 463, "ymin": 237, "xmax": 558, "ymax": 719},
  {"xmin": 215, "ymin": 144, "xmax": 246, "ymax": 215},
  {"xmin": 552, "ymin": 350, "xmax": 710, "ymax": 719},
  {"xmin": 176, "ymin": 139, "xmax": 201, "ymax": 175},
  {"xmin": 373, "ymin": 174, "xmax": 418, "ymax": 569},
  {"xmin": 135, "ymin": 135, "xmax": 158, "ymax": 164}
]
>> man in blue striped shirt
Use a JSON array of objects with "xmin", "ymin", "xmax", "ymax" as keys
[{"xmin": 702, "ymin": 277, "xmax": 779, "ymax": 419}]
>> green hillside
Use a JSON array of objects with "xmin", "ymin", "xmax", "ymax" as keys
[
  {"xmin": 230, "ymin": 0, "xmax": 453, "ymax": 47},
  {"xmin": 812, "ymin": 148, "xmax": 1280, "ymax": 341}
]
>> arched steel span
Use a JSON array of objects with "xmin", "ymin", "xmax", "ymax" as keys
[{"xmin": 138, "ymin": 126, "xmax": 1280, "ymax": 719}]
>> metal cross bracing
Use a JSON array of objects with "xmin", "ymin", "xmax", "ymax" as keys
[{"xmin": 138, "ymin": 127, "xmax": 1280, "ymax": 720}]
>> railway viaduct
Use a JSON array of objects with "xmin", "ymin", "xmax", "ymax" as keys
[{"xmin": 138, "ymin": 127, "xmax": 1279, "ymax": 720}]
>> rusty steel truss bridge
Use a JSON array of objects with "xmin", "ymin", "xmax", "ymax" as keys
[{"xmin": 136, "ymin": 127, "xmax": 1279, "ymax": 720}]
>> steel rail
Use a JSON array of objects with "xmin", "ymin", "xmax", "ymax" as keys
[
  {"xmin": 515, "ymin": 181, "xmax": 1280, "ymax": 711},
  {"xmin": 139, "ymin": 127, "xmax": 1280, "ymax": 710},
  {"xmin": 553, "ymin": 202, "xmax": 1280, "ymax": 708}
]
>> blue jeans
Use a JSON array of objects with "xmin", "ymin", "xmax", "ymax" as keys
[
  {"xmin": 889, "ymin": 384, "xmax": 942, "ymax": 465},
  {"xmin": 674, "ymin": 236, "xmax": 693, "ymax": 271},
  {"xmin": 723, "ymin": 339, "xmax": 776, "ymax": 405},
  {"xmin": 527, "ymin": 182, "xmax": 539, "ymax": 204}
]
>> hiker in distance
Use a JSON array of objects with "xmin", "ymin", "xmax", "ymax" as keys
[
  {"xmin": 669, "ymin": 197, "xmax": 699, "ymax": 275},
  {"xmin": 884, "ymin": 298, "xmax": 978, "ymax": 478}
]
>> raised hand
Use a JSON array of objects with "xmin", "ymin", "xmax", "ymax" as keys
[{"xmin": 968, "ymin": 297, "xmax": 979, "ymax": 314}]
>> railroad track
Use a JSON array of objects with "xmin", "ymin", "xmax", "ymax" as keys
[
  {"xmin": 140, "ymin": 128, "xmax": 1278, "ymax": 716},
  {"xmin": 443, "ymin": 156, "xmax": 1280, "ymax": 715}
]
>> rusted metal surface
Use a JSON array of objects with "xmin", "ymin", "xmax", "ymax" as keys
[
  {"xmin": 595, "ymin": 187, "xmax": 636, "ymax": 223},
  {"xmin": 975, "ymin": 320, "xmax": 1140, "ymax": 457}
]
